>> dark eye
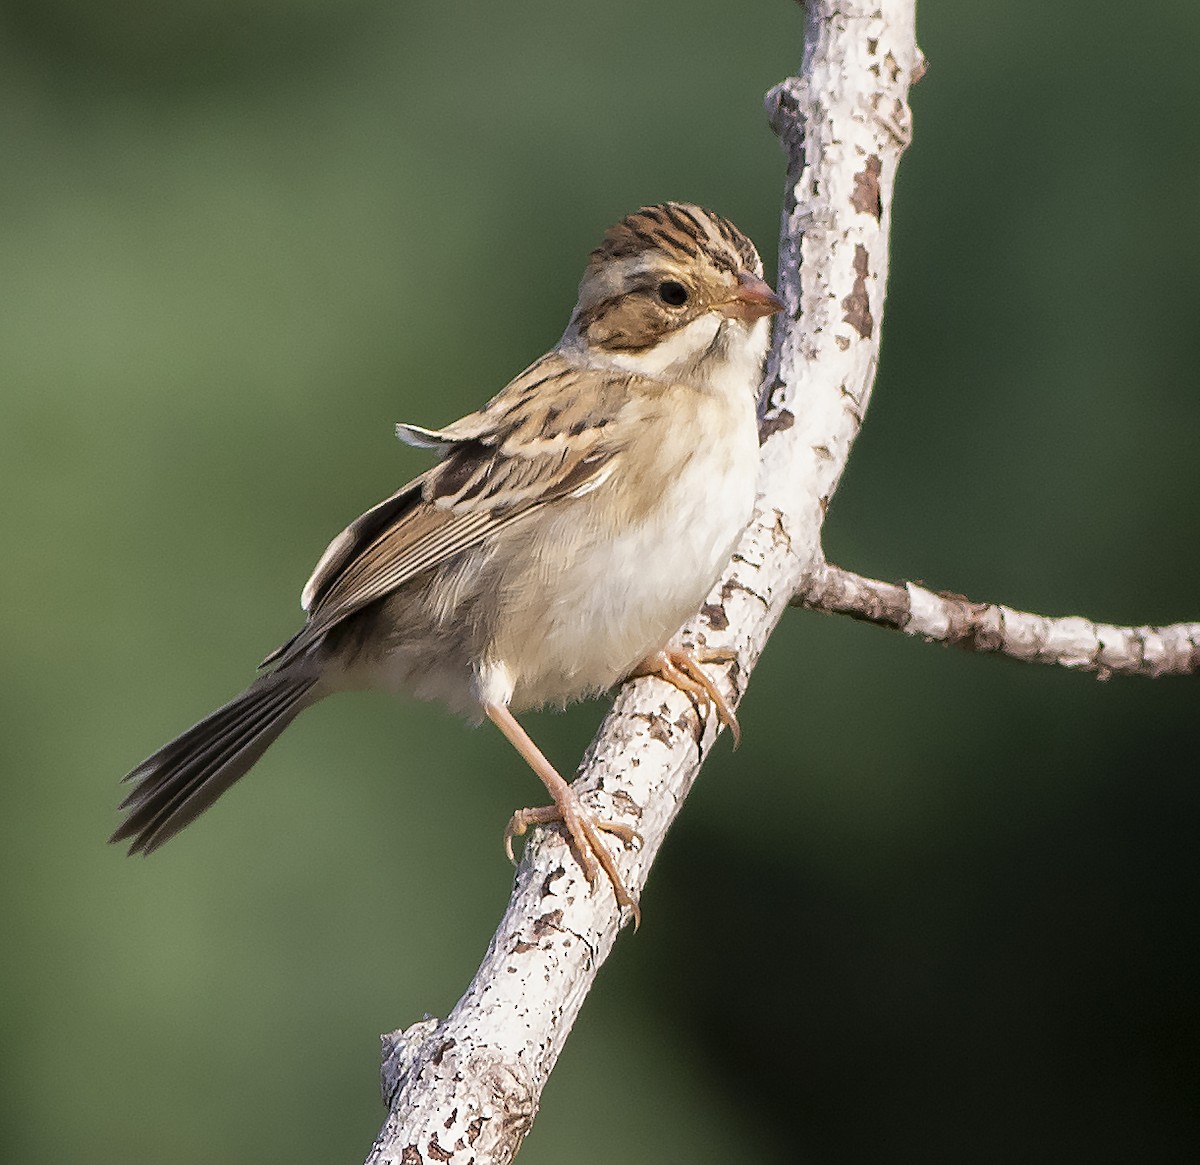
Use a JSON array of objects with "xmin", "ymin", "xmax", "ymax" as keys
[{"xmin": 657, "ymin": 280, "xmax": 689, "ymax": 307}]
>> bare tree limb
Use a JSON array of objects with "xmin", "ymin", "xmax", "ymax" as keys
[
  {"xmin": 796, "ymin": 563, "xmax": 1200, "ymax": 678},
  {"xmin": 363, "ymin": 2, "xmax": 923, "ymax": 1162}
]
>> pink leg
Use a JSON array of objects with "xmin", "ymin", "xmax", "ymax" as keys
[{"xmin": 485, "ymin": 703, "xmax": 641, "ymax": 927}]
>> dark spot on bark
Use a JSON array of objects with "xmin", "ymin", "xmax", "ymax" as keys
[
  {"xmin": 855, "ymin": 589, "xmax": 908, "ymax": 629},
  {"xmin": 770, "ymin": 510, "xmax": 791, "ymax": 551},
  {"xmin": 512, "ymin": 940, "xmax": 536, "ymax": 954},
  {"xmin": 851, "ymin": 155, "xmax": 882, "ymax": 219},
  {"xmin": 647, "ymin": 716, "xmax": 674, "ymax": 746},
  {"xmin": 962, "ymin": 618, "xmax": 1005, "ymax": 654},
  {"xmin": 534, "ymin": 910, "xmax": 564, "ymax": 936},
  {"xmin": 842, "ymin": 244, "xmax": 874, "ymax": 339},
  {"xmin": 839, "ymin": 383, "xmax": 865, "ymax": 423},
  {"xmin": 929, "ymin": 591, "xmax": 1005, "ymax": 653},
  {"xmin": 401, "ymin": 1147, "xmax": 422, "ymax": 1164},
  {"xmin": 610, "ymin": 788, "xmax": 640, "ymax": 815},
  {"xmin": 541, "ymin": 865, "xmax": 566, "ymax": 897},
  {"xmin": 633, "ymin": 711, "xmax": 674, "ymax": 746},
  {"xmin": 720, "ymin": 576, "xmax": 766, "ymax": 608},
  {"xmin": 431, "ymin": 1038, "xmax": 456, "ymax": 1066},
  {"xmin": 467, "ymin": 1118, "xmax": 485, "ymax": 1145},
  {"xmin": 427, "ymin": 1134, "xmax": 454, "ymax": 1162},
  {"xmin": 701, "ymin": 602, "xmax": 729, "ymax": 630},
  {"xmin": 758, "ymin": 407, "xmax": 794, "ymax": 442}
]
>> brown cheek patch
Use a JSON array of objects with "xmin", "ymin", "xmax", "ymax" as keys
[{"xmin": 586, "ymin": 297, "xmax": 671, "ymax": 353}]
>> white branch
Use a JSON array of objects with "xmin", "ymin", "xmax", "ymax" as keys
[
  {"xmin": 363, "ymin": 3, "xmax": 923, "ymax": 1162},
  {"xmin": 797, "ymin": 563, "xmax": 1200, "ymax": 678}
]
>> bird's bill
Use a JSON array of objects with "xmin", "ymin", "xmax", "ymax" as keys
[{"xmin": 716, "ymin": 272, "xmax": 785, "ymax": 321}]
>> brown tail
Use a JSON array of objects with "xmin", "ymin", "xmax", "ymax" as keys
[{"xmin": 111, "ymin": 670, "xmax": 319, "ymax": 855}]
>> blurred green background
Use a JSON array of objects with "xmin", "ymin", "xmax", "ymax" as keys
[{"xmin": 3, "ymin": 1, "xmax": 1198, "ymax": 1161}]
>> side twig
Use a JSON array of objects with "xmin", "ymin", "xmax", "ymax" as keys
[{"xmin": 796, "ymin": 564, "xmax": 1200, "ymax": 678}]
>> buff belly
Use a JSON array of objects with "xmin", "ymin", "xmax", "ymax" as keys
[{"xmin": 487, "ymin": 416, "xmax": 758, "ymax": 712}]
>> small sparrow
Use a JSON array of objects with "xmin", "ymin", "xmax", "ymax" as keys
[{"xmin": 112, "ymin": 203, "xmax": 783, "ymax": 922}]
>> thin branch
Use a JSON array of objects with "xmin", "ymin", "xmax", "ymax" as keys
[
  {"xmin": 796, "ymin": 564, "xmax": 1200, "ymax": 678},
  {"xmin": 364, "ymin": 2, "xmax": 923, "ymax": 1162}
]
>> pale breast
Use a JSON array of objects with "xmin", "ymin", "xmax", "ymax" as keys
[{"xmin": 492, "ymin": 389, "xmax": 759, "ymax": 711}]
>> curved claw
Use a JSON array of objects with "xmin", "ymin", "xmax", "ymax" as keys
[
  {"xmin": 631, "ymin": 647, "xmax": 741, "ymax": 748},
  {"xmin": 504, "ymin": 803, "xmax": 641, "ymax": 928}
]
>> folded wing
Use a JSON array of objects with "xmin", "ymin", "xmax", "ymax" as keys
[{"xmin": 264, "ymin": 354, "xmax": 635, "ymax": 669}]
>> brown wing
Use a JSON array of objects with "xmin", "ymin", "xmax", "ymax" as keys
[
  {"xmin": 264, "ymin": 353, "xmax": 635, "ymax": 668},
  {"xmin": 298, "ymin": 475, "xmax": 430, "ymax": 612}
]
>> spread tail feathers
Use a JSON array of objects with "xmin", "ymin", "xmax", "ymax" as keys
[{"xmin": 110, "ymin": 671, "xmax": 319, "ymax": 855}]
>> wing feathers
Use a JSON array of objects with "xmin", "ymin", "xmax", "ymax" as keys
[
  {"xmin": 273, "ymin": 353, "xmax": 639, "ymax": 667},
  {"xmin": 300, "ymin": 477, "xmax": 428, "ymax": 612}
]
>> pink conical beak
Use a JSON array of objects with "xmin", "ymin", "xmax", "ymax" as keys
[{"xmin": 717, "ymin": 272, "xmax": 785, "ymax": 321}]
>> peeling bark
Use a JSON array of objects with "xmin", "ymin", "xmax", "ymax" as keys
[{"xmin": 797, "ymin": 565, "xmax": 1200, "ymax": 678}]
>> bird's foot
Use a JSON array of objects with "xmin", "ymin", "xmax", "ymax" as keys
[
  {"xmin": 485, "ymin": 702, "xmax": 641, "ymax": 928},
  {"xmin": 505, "ymin": 798, "xmax": 641, "ymax": 928},
  {"xmin": 631, "ymin": 647, "xmax": 741, "ymax": 747}
]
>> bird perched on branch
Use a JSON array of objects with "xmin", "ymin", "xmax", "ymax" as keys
[{"xmin": 112, "ymin": 202, "xmax": 783, "ymax": 923}]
